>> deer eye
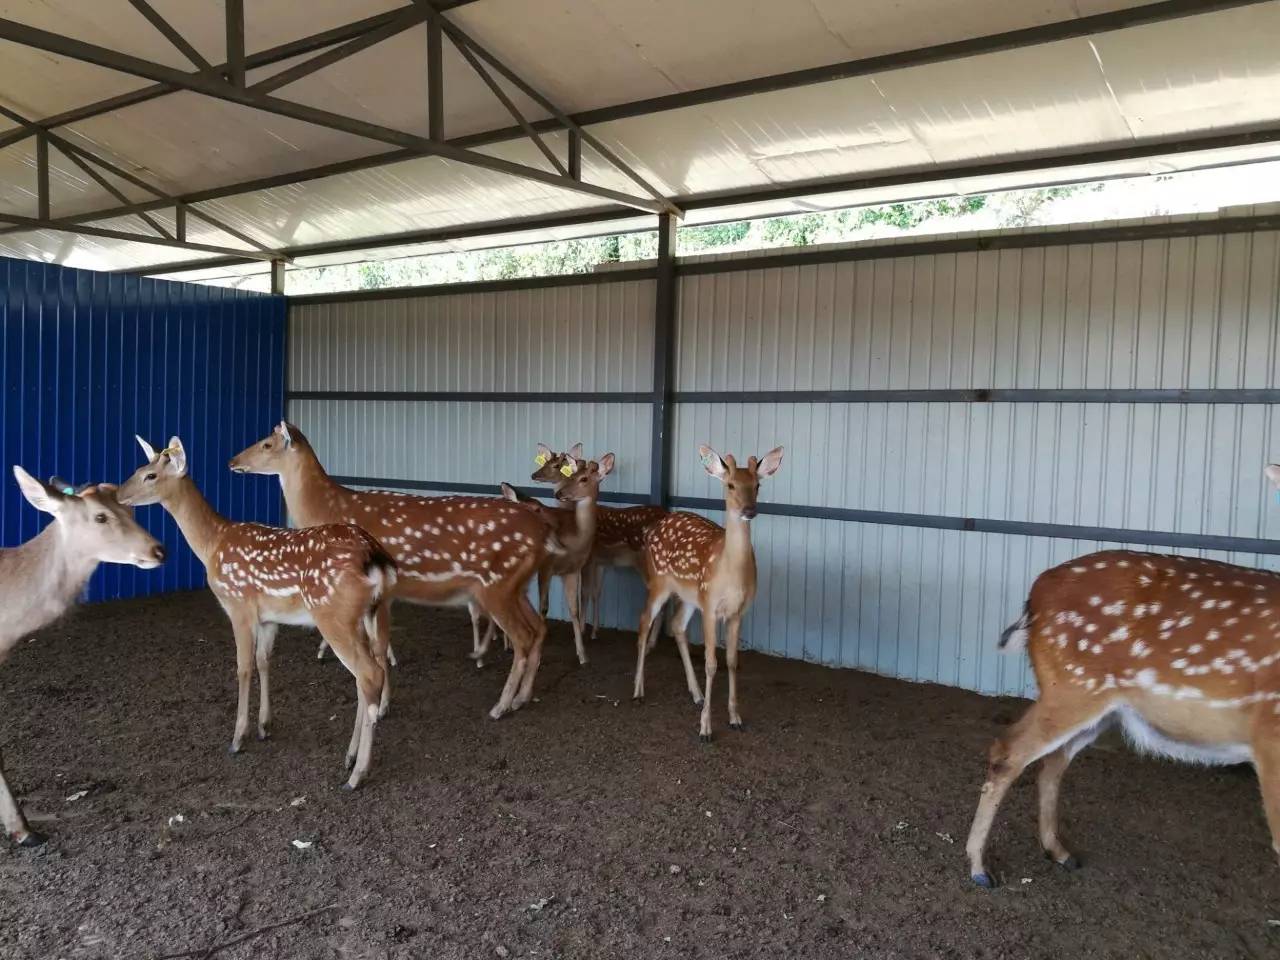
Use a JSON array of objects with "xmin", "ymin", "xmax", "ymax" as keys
[
  {"xmin": 727, "ymin": 483, "xmax": 736, "ymax": 490},
  {"xmin": 94, "ymin": 513, "xmax": 108, "ymax": 524},
  {"xmin": 145, "ymin": 472, "xmax": 157, "ymax": 481},
  {"xmin": 262, "ymin": 442, "xmax": 271, "ymax": 449}
]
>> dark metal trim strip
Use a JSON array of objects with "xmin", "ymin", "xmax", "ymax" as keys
[
  {"xmin": 330, "ymin": 475, "xmax": 648, "ymax": 505},
  {"xmin": 287, "ymin": 266, "xmax": 656, "ymax": 304},
  {"xmin": 673, "ymin": 389, "xmax": 1280, "ymax": 404},
  {"xmin": 289, "ymin": 390, "xmax": 651, "ymax": 403},
  {"xmin": 669, "ymin": 498, "xmax": 1280, "ymax": 555}
]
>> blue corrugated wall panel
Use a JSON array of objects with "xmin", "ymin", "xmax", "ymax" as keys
[{"xmin": 0, "ymin": 256, "xmax": 286, "ymax": 602}]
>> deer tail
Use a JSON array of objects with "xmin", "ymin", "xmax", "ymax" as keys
[{"xmin": 998, "ymin": 603, "xmax": 1031, "ymax": 651}]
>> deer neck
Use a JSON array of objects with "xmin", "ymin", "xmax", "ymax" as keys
[
  {"xmin": 280, "ymin": 447, "xmax": 347, "ymax": 527},
  {"xmin": 0, "ymin": 525, "xmax": 100, "ymax": 657},
  {"xmin": 718, "ymin": 503, "xmax": 757, "ymax": 580},
  {"xmin": 160, "ymin": 476, "xmax": 230, "ymax": 568},
  {"xmin": 568, "ymin": 494, "xmax": 598, "ymax": 547}
]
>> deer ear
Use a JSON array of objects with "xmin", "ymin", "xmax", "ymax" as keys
[
  {"xmin": 14, "ymin": 466, "xmax": 64, "ymax": 514},
  {"xmin": 755, "ymin": 446, "xmax": 784, "ymax": 478},
  {"xmin": 277, "ymin": 421, "xmax": 293, "ymax": 446},
  {"xmin": 698, "ymin": 444, "xmax": 729, "ymax": 480},
  {"xmin": 136, "ymin": 435, "xmax": 158, "ymax": 461},
  {"xmin": 568, "ymin": 442, "xmax": 584, "ymax": 460},
  {"xmin": 535, "ymin": 443, "xmax": 554, "ymax": 460},
  {"xmin": 500, "ymin": 482, "xmax": 520, "ymax": 502},
  {"xmin": 166, "ymin": 437, "xmax": 188, "ymax": 476},
  {"xmin": 596, "ymin": 453, "xmax": 615, "ymax": 478}
]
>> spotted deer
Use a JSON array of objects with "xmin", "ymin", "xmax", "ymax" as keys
[
  {"xmin": 528, "ymin": 443, "xmax": 670, "ymax": 643},
  {"xmin": 229, "ymin": 422, "xmax": 556, "ymax": 719},
  {"xmin": 966, "ymin": 466, "xmax": 1280, "ymax": 886},
  {"xmin": 486, "ymin": 448, "xmax": 615, "ymax": 666},
  {"xmin": 0, "ymin": 469, "xmax": 165, "ymax": 846},
  {"xmin": 632, "ymin": 444, "xmax": 784, "ymax": 741},
  {"xmin": 119, "ymin": 437, "xmax": 395, "ymax": 788}
]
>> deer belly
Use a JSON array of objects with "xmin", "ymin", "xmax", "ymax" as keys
[
  {"xmin": 1113, "ymin": 700, "xmax": 1253, "ymax": 766},
  {"xmin": 593, "ymin": 544, "xmax": 641, "ymax": 569},
  {"xmin": 264, "ymin": 606, "xmax": 319, "ymax": 628}
]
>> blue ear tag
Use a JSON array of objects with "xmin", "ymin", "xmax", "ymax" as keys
[
  {"xmin": 61, "ymin": 486, "xmax": 75, "ymax": 496},
  {"xmin": 701, "ymin": 452, "xmax": 716, "ymax": 469}
]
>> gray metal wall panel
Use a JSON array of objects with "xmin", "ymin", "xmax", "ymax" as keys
[
  {"xmin": 289, "ymin": 280, "xmax": 655, "ymax": 393},
  {"xmin": 671, "ymin": 228, "xmax": 1280, "ymax": 696}
]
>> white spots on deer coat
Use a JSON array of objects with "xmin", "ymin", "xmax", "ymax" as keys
[
  {"xmin": 1088, "ymin": 595, "xmax": 1103, "ymax": 607},
  {"xmin": 1101, "ymin": 600, "xmax": 1126, "ymax": 616},
  {"xmin": 1130, "ymin": 639, "xmax": 1151, "ymax": 658}
]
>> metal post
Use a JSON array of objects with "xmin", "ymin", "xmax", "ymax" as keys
[
  {"xmin": 649, "ymin": 212, "xmax": 678, "ymax": 506},
  {"xmin": 175, "ymin": 203, "xmax": 186, "ymax": 241},
  {"xmin": 568, "ymin": 130, "xmax": 581, "ymax": 180},
  {"xmin": 35, "ymin": 130, "xmax": 49, "ymax": 220},
  {"xmin": 225, "ymin": 0, "xmax": 244, "ymax": 87},
  {"xmin": 270, "ymin": 259, "xmax": 286, "ymax": 295},
  {"xmin": 427, "ymin": 15, "xmax": 443, "ymax": 140}
]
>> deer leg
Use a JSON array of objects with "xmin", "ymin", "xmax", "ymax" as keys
[
  {"xmin": 585, "ymin": 562, "xmax": 602, "ymax": 640},
  {"xmin": 1038, "ymin": 724, "xmax": 1104, "ymax": 869},
  {"xmin": 513, "ymin": 598, "xmax": 547, "ymax": 709},
  {"xmin": 317, "ymin": 619, "xmax": 384, "ymax": 789},
  {"xmin": 487, "ymin": 595, "xmax": 531, "ymax": 720},
  {"xmin": 229, "ymin": 614, "xmax": 256, "ymax": 755},
  {"xmin": 467, "ymin": 601, "xmax": 486, "ymax": 665},
  {"xmin": 1251, "ymin": 716, "xmax": 1280, "ymax": 864},
  {"xmin": 966, "ymin": 700, "xmax": 1108, "ymax": 887},
  {"xmin": 670, "ymin": 601, "xmax": 701, "ymax": 707},
  {"xmin": 633, "ymin": 587, "xmax": 670, "ymax": 702},
  {"xmin": 537, "ymin": 569, "xmax": 551, "ymax": 619},
  {"xmin": 725, "ymin": 614, "xmax": 745, "ymax": 731},
  {"xmin": 254, "ymin": 622, "xmax": 278, "ymax": 741},
  {"xmin": 315, "ymin": 638, "xmax": 329, "ymax": 661},
  {"xmin": 372, "ymin": 602, "xmax": 392, "ymax": 719},
  {"xmin": 0, "ymin": 747, "xmax": 43, "ymax": 847},
  {"xmin": 699, "ymin": 607, "xmax": 719, "ymax": 743},
  {"xmin": 564, "ymin": 571, "xmax": 587, "ymax": 665}
]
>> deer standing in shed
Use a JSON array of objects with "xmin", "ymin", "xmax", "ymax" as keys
[
  {"xmin": 478, "ymin": 448, "xmax": 614, "ymax": 667},
  {"xmin": 1, "ymin": 468, "xmax": 165, "ymax": 845},
  {"xmin": 632, "ymin": 444, "xmax": 784, "ymax": 741},
  {"xmin": 230, "ymin": 422, "xmax": 556, "ymax": 719},
  {"xmin": 119, "ymin": 437, "xmax": 395, "ymax": 788},
  {"xmin": 527, "ymin": 442, "xmax": 671, "ymax": 643},
  {"xmin": 965, "ymin": 464, "xmax": 1280, "ymax": 886}
]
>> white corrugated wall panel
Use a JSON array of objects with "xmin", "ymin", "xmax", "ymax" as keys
[
  {"xmin": 289, "ymin": 281, "xmax": 654, "ymax": 393},
  {"xmin": 672, "ymin": 228, "xmax": 1280, "ymax": 696}
]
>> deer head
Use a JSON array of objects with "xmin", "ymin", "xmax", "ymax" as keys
[
  {"xmin": 229, "ymin": 420, "xmax": 305, "ymax": 476},
  {"xmin": 14, "ymin": 466, "xmax": 165, "ymax": 568},
  {"xmin": 117, "ymin": 435, "xmax": 190, "ymax": 507},
  {"xmin": 554, "ymin": 453, "xmax": 614, "ymax": 503},
  {"xmin": 531, "ymin": 442, "xmax": 584, "ymax": 483},
  {"xmin": 698, "ymin": 444, "xmax": 784, "ymax": 520}
]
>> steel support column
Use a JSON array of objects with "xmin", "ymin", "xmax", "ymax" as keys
[{"xmin": 649, "ymin": 212, "xmax": 678, "ymax": 506}]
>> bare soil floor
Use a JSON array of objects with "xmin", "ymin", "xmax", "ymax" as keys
[{"xmin": 0, "ymin": 591, "xmax": 1277, "ymax": 960}]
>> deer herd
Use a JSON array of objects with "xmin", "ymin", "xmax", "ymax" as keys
[{"xmin": 2, "ymin": 421, "xmax": 1279, "ymax": 890}]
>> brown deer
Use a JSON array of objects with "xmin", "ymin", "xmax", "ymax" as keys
[
  {"xmin": 119, "ymin": 437, "xmax": 395, "ymax": 788},
  {"xmin": 516, "ymin": 445, "xmax": 613, "ymax": 665},
  {"xmin": 0, "ymin": 469, "xmax": 165, "ymax": 845},
  {"xmin": 229, "ymin": 422, "xmax": 555, "ymax": 719},
  {"xmin": 529, "ymin": 442, "xmax": 670, "ymax": 643},
  {"xmin": 632, "ymin": 444, "xmax": 784, "ymax": 742},
  {"xmin": 965, "ymin": 465, "xmax": 1280, "ymax": 886}
]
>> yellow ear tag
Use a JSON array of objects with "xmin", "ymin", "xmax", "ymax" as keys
[
  {"xmin": 158, "ymin": 447, "xmax": 175, "ymax": 458},
  {"xmin": 560, "ymin": 463, "xmax": 576, "ymax": 478},
  {"xmin": 534, "ymin": 454, "xmax": 548, "ymax": 467}
]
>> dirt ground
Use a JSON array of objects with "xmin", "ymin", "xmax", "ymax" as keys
[{"xmin": 0, "ymin": 591, "xmax": 1277, "ymax": 960}]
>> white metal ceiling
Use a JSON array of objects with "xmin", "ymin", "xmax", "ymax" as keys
[{"xmin": 0, "ymin": 0, "xmax": 1277, "ymax": 273}]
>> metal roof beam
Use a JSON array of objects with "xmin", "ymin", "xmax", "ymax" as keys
[
  {"xmin": 23, "ymin": 1, "xmax": 481, "ymax": 132},
  {"xmin": 114, "ymin": 122, "xmax": 1280, "ymax": 276},
  {"xmin": 0, "ymin": 16, "xmax": 670, "ymax": 215},
  {"xmin": 0, "ymin": 213, "xmax": 288, "ymax": 261},
  {"xmin": 126, "ymin": 0, "xmax": 213, "ymax": 73}
]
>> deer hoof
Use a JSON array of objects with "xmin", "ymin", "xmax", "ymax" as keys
[
  {"xmin": 729, "ymin": 720, "xmax": 745, "ymax": 732},
  {"xmin": 257, "ymin": 727, "xmax": 271, "ymax": 742},
  {"xmin": 1060, "ymin": 854, "xmax": 1082, "ymax": 872},
  {"xmin": 971, "ymin": 872, "xmax": 996, "ymax": 889},
  {"xmin": 227, "ymin": 743, "xmax": 243, "ymax": 756},
  {"xmin": 699, "ymin": 732, "xmax": 713, "ymax": 744},
  {"xmin": 692, "ymin": 698, "xmax": 704, "ymax": 710},
  {"xmin": 16, "ymin": 830, "xmax": 47, "ymax": 848},
  {"xmin": 488, "ymin": 706, "xmax": 506, "ymax": 721},
  {"xmin": 341, "ymin": 780, "xmax": 360, "ymax": 792}
]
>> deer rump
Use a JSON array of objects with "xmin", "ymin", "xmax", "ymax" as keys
[{"xmin": 1005, "ymin": 549, "xmax": 1280, "ymax": 766}]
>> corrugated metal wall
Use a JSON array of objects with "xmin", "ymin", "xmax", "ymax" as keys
[
  {"xmin": 288, "ymin": 280, "xmax": 656, "ymax": 628},
  {"xmin": 287, "ymin": 218, "xmax": 1280, "ymax": 697},
  {"xmin": 0, "ymin": 255, "xmax": 286, "ymax": 602}
]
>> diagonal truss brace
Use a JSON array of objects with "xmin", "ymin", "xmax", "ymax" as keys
[{"xmin": 0, "ymin": 15, "xmax": 679, "ymax": 217}]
